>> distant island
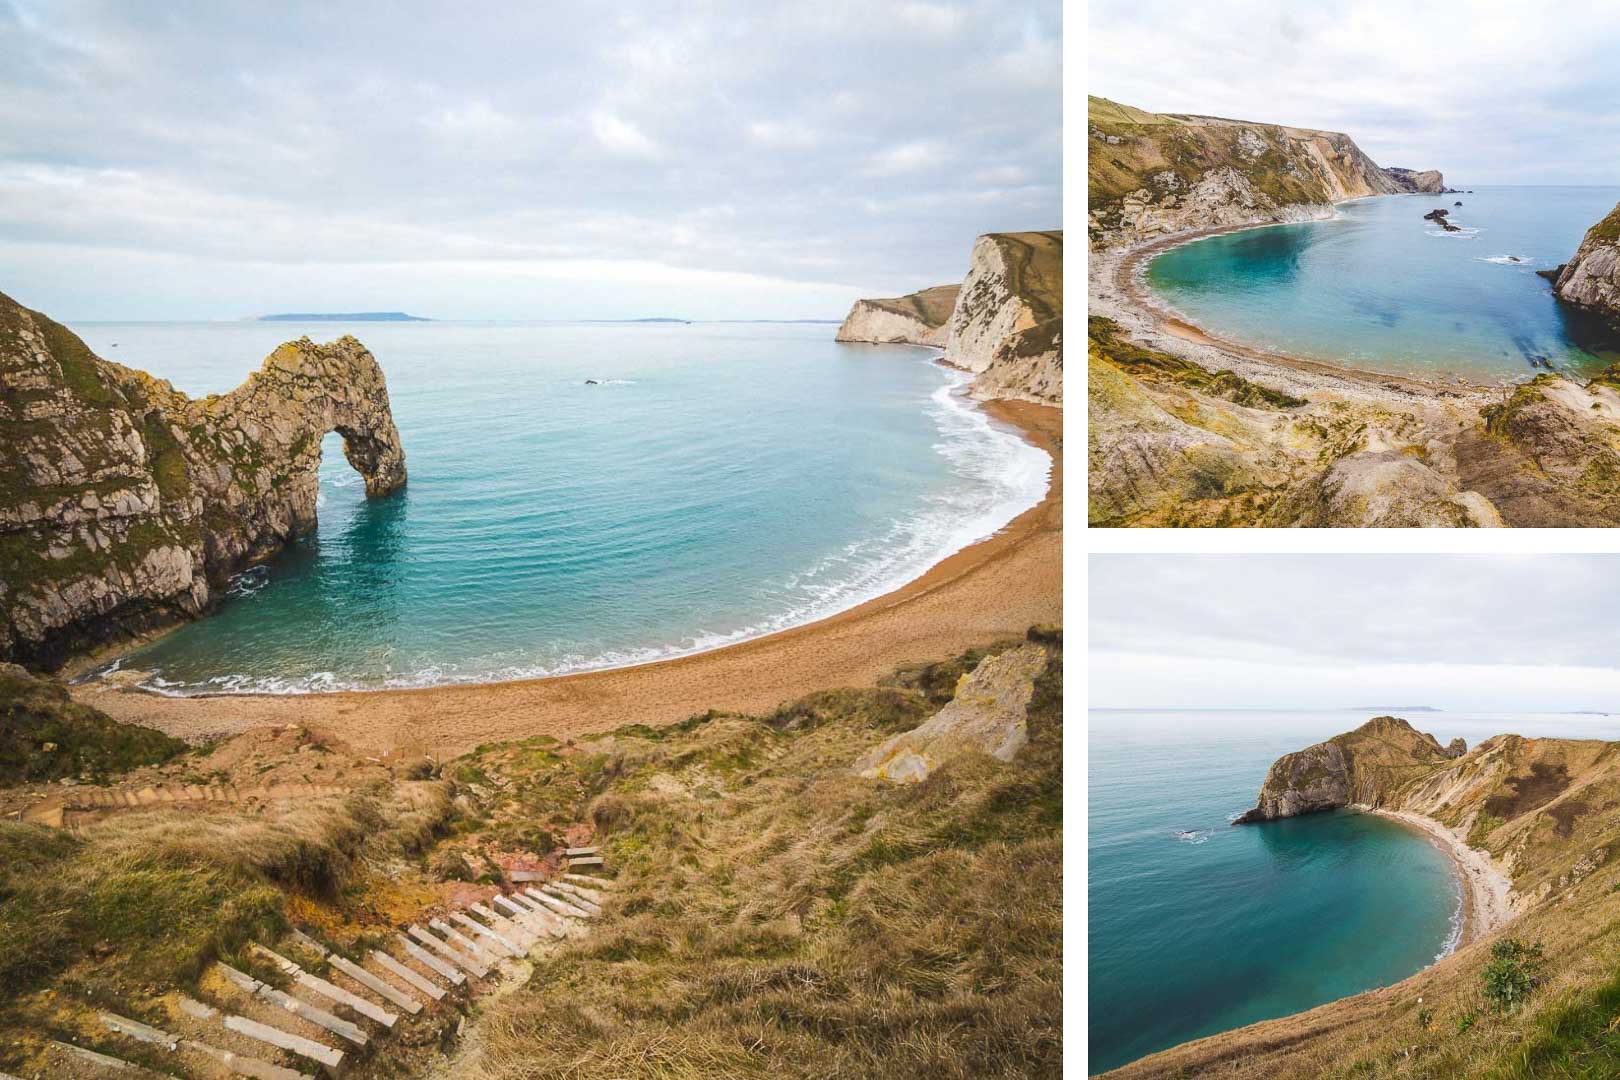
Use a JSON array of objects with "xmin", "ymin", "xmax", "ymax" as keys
[
  {"xmin": 260, "ymin": 311, "xmax": 430, "ymax": 322},
  {"xmin": 1353, "ymin": 705, "xmax": 1440, "ymax": 712}
]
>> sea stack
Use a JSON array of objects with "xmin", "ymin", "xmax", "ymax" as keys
[{"xmin": 0, "ymin": 289, "xmax": 407, "ymax": 668}]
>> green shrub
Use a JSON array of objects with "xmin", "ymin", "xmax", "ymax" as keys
[{"xmin": 1483, "ymin": 939, "xmax": 1545, "ymax": 1012}]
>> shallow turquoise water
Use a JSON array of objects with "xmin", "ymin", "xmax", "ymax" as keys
[
  {"xmin": 66, "ymin": 320, "xmax": 1048, "ymax": 693},
  {"xmin": 1146, "ymin": 186, "xmax": 1620, "ymax": 380},
  {"xmin": 1088, "ymin": 708, "xmax": 1620, "ymax": 1074}
]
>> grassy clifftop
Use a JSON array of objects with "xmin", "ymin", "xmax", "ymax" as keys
[{"xmin": 1114, "ymin": 721, "xmax": 1620, "ymax": 1079}]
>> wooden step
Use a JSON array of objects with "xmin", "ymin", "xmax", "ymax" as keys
[
  {"xmin": 371, "ymin": 950, "xmax": 447, "ymax": 1001},
  {"xmin": 398, "ymin": 933, "xmax": 470, "ymax": 983},
  {"xmin": 508, "ymin": 869, "xmax": 545, "ymax": 882},
  {"xmin": 469, "ymin": 903, "xmax": 537, "ymax": 947},
  {"xmin": 181, "ymin": 1037, "xmax": 313, "ymax": 1080},
  {"xmin": 223, "ymin": 1015, "xmax": 343, "ymax": 1071},
  {"xmin": 447, "ymin": 913, "xmax": 518, "ymax": 957},
  {"xmin": 251, "ymin": 944, "xmax": 398, "ymax": 1027},
  {"xmin": 543, "ymin": 886, "xmax": 601, "ymax": 915},
  {"xmin": 506, "ymin": 893, "xmax": 569, "ymax": 936},
  {"xmin": 410, "ymin": 925, "xmax": 491, "ymax": 978},
  {"xmin": 564, "ymin": 872, "xmax": 615, "ymax": 888},
  {"xmin": 527, "ymin": 888, "xmax": 591, "ymax": 919},
  {"xmin": 549, "ymin": 879, "xmax": 605, "ymax": 905},
  {"xmin": 49, "ymin": 1040, "xmax": 147, "ymax": 1073},
  {"xmin": 328, "ymin": 953, "xmax": 422, "ymax": 1014},
  {"xmin": 100, "ymin": 1011, "xmax": 177, "ymax": 1050},
  {"xmin": 566, "ymin": 855, "xmax": 605, "ymax": 868},
  {"xmin": 216, "ymin": 963, "xmax": 368, "ymax": 1047},
  {"xmin": 432, "ymin": 918, "xmax": 505, "ymax": 963},
  {"xmin": 563, "ymin": 846, "xmax": 599, "ymax": 856}
]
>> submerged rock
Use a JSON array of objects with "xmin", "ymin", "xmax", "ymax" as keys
[
  {"xmin": 852, "ymin": 644, "xmax": 1047, "ymax": 782},
  {"xmin": 0, "ymin": 289, "xmax": 407, "ymax": 667}
]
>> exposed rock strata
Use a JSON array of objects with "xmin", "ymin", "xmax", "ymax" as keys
[
  {"xmin": 0, "ymin": 289, "xmax": 406, "ymax": 667},
  {"xmin": 834, "ymin": 284, "xmax": 959, "ymax": 346},
  {"xmin": 852, "ymin": 643, "xmax": 1046, "ymax": 782},
  {"xmin": 1233, "ymin": 716, "xmax": 1463, "ymax": 823},
  {"xmin": 1553, "ymin": 201, "xmax": 1620, "ymax": 324},
  {"xmin": 941, "ymin": 231, "xmax": 1062, "ymax": 405},
  {"xmin": 1088, "ymin": 95, "xmax": 1448, "ymax": 249}
]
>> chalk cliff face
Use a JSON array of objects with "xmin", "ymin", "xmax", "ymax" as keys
[
  {"xmin": 0, "ymin": 290, "xmax": 406, "ymax": 668},
  {"xmin": 835, "ymin": 284, "xmax": 959, "ymax": 347},
  {"xmin": 942, "ymin": 231, "xmax": 1063, "ymax": 405},
  {"xmin": 1088, "ymin": 96, "xmax": 1448, "ymax": 248},
  {"xmin": 1553, "ymin": 202, "xmax": 1620, "ymax": 324}
]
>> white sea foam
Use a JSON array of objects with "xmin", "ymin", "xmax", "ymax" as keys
[
  {"xmin": 1434, "ymin": 870, "xmax": 1466, "ymax": 962},
  {"xmin": 1427, "ymin": 226, "xmax": 1481, "ymax": 239},
  {"xmin": 127, "ymin": 360, "xmax": 1053, "ymax": 696},
  {"xmin": 1479, "ymin": 255, "xmax": 1534, "ymax": 265}
]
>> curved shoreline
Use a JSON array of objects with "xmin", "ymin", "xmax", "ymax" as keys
[
  {"xmin": 1365, "ymin": 807, "xmax": 1515, "ymax": 950},
  {"xmin": 72, "ymin": 398, "xmax": 1062, "ymax": 757},
  {"xmin": 1091, "ymin": 205, "xmax": 1504, "ymax": 403}
]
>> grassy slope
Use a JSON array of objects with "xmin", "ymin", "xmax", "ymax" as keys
[
  {"xmin": 1110, "ymin": 726, "xmax": 1620, "ymax": 1079},
  {"xmin": 864, "ymin": 284, "xmax": 962, "ymax": 328},
  {"xmin": 0, "ymin": 665, "xmax": 187, "ymax": 784},
  {"xmin": 453, "ymin": 632, "xmax": 1062, "ymax": 1079}
]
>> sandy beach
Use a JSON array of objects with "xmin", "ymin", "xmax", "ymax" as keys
[
  {"xmin": 73, "ymin": 398, "xmax": 1062, "ymax": 759},
  {"xmin": 1369, "ymin": 808, "xmax": 1516, "ymax": 947}
]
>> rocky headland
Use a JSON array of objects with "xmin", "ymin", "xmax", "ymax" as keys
[
  {"xmin": 1087, "ymin": 95, "xmax": 1451, "ymax": 250},
  {"xmin": 838, "ymin": 230, "xmax": 1062, "ymax": 406},
  {"xmin": 0, "ymin": 289, "xmax": 406, "ymax": 668},
  {"xmin": 834, "ymin": 283, "xmax": 960, "ymax": 346},
  {"xmin": 1552, "ymin": 200, "xmax": 1620, "ymax": 324},
  {"xmin": 1103, "ymin": 716, "xmax": 1620, "ymax": 1078}
]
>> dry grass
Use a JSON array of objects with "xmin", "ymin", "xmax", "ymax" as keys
[{"xmin": 451, "ymin": 636, "xmax": 1063, "ymax": 1079}]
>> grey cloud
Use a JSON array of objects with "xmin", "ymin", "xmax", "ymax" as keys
[{"xmin": 0, "ymin": 0, "xmax": 1061, "ymax": 318}]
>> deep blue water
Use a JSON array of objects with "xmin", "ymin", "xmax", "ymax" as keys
[
  {"xmin": 1088, "ymin": 708, "xmax": 1620, "ymax": 1074},
  {"xmin": 1146, "ymin": 186, "xmax": 1620, "ymax": 380},
  {"xmin": 65, "ymin": 320, "xmax": 1049, "ymax": 693}
]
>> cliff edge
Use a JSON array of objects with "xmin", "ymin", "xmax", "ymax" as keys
[
  {"xmin": 1553, "ymin": 201, "xmax": 1620, "ymax": 325},
  {"xmin": 835, "ymin": 284, "xmax": 959, "ymax": 347},
  {"xmin": 0, "ymin": 289, "xmax": 406, "ymax": 668},
  {"xmin": 1087, "ymin": 95, "xmax": 1449, "ymax": 249}
]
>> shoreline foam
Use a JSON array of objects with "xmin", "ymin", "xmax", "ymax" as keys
[
  {"xmin": 78, "ymin": 356, "xmax": 1051, "ymax": 698},
  {"xmin": 72, "ymin": 399, "xmax": 1062, "ymax": 756}
]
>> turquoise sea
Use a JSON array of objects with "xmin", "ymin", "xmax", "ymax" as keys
[
  {"xmin": 65, "ymin": 320, "xmax": 1049, "ymax": 693},
  {"xmin": 1088, "ymin": 708, "xmax": 1620, "ymax": 1075},
  {"xmin": 1146, "ymin": 185, "xmax": 1620, "ymax": 380}
]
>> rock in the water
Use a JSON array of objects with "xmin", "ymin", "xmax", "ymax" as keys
[
  {"xmin": 1423, "ymin": 208, "xmax": 1450, "ymax": 222},
  {"xmin": 1455, "ymin": 200, "xmax": 1464, "ymax": 206},
  {"xmin": 1553, "ymin": 202, "xmax": 1620, "ymax": 325},
  {"xmin": 835, "ymin": 284, "xmax": 960, "ymax": 347},
  {"xmin": 0, "ymin": 289, "xmax": 407, "ymax": 667},
  {"xmin": 852, "ymin": 644, "xmax": 1047, "ymax": 782}
]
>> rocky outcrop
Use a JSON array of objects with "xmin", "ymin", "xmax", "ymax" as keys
[
  {"xmin": 1234, "ymin": 717, "xmax": 1461, "ymax": 823},
  {"xmin": 1553, "ymin": 202, "xmax": 1620, "ymax": 324},
  {"xmin": 941, "ymin": 231, "xmax": 1062, "ymax": 405},
  {"xmin": 1384, "ymin": 167, "xmax": 1450, "ymax": 194},
  {"xmin": 1087, "ymin": 95, "xmax": 1447, "ymax": 248},
  {"xmin": 852, "ymin": 643, "xmax": 1046, "ymax": 782},
  {"xmin": 835, "ymin": 284, "xmax": 959, "ymax": 347},
  {"xmin": 0, "ymin": 289, "xmax": 406, "ymax": 668}
]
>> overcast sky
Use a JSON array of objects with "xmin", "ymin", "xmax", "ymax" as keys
[
  {"xmin": 1090, "ymin": 0, "xmax": 1620, "ymax": 187},
  {"xmin": 1091, "ymin": 556, "xmax": 1620, "ymax": 712},
  {"xmin": 0, "ymin": 1, "xmax": 1060, "ymax": 320}
]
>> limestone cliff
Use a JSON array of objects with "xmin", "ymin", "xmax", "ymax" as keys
[
  {"xmin": 1553, "ymin": 201, "xmax": 1620, "ymax": 324},
  {"xmin": 834, "ymin": 284, "xmax": 959, "ymax": 347},
  {"xmin": 941, "ymin": 230, "xmax": 1063, "ymax": 405},
  {"xmin": 1088, "ymin": 95, "xmax": 1448, "ymax": 249},
  {"xmin": 1233, "ymin": 716, "xmax": 1463, "ymax": 823},
  {"xmin": 0, "ymin": 290, "xmax": 406, "ymax": 668}
]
